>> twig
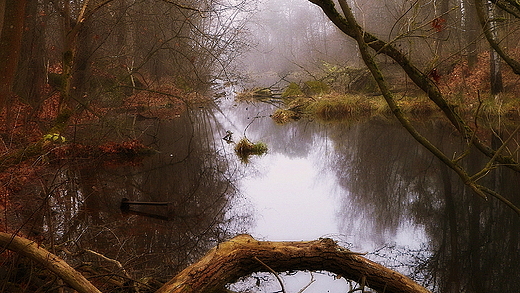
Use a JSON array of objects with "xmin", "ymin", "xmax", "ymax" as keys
[
  {"xmin": 253, "ymin": 256, "xmax": 286, "ymax": 293},
  {"xmin": 296, "ymin": 272, "xmax": 315, "ymax": 293},
  {"xmin": 84, "ymin": 249, "xmax": 132, "ymax": 280}
]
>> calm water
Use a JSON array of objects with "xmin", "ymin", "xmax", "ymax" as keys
[{"xmin": 11, "ymin": 92, "xmax": 520, "ymax": 292}]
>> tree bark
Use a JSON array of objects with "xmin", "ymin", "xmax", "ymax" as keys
[
  {"xmin": 156, "ymin": 234, "xmax": 431, "ymax": 293},
  {"xmin": 0, "ymin": 0, "xmax": 27, "ymax": 110},
  {"xmin": 0, "ymin": 232, "xmax": 102, "ymax": 293}
]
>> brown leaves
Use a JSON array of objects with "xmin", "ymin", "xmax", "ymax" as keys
[{"xmin": 431, "ymin": 17, "xmax": 446, "ymax": 33}]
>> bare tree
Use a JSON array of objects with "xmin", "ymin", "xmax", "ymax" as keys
[{"xmin": 308, "ymin": 0, "xmax": 520, "ymax": 215}]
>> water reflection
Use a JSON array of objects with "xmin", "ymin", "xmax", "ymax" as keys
[
  {"xmin": 229, "ymin": 102, "xmax": 520, "ymax": 292},
  {"xmin": 11, "ymin": 107, "xmax": 252, "ymax": 285},
  {"xmin": 325, "ymin": 118, "xmax": 520, "ymax": 292},
  {"xmin": 8, "ymin": 96, "xmax": 520, "ymax": 292}
]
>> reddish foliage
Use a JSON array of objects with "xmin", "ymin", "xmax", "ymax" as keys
[
  {"xmin": 123, "ymin": 85, "xmax": 187, "ymax": 119},
  {"xmin": 49, "ymin": 140, "xmax": 151, "ymax": 161},
  {"xmin": 431, "ymin": 17, "xmax": 446, "ymax": 33},
  {"xmin": 429, "ymin": 68, "xmax": 441, "ymax": 83},
  {"xmin": 98, "ymin": 140, "xmax": 148, "ymax": 155},
  {"xmin": 439, "ymin": 49, "xmax": 520, "ymax": 102},
  {"xmin": 0, "ymin": 161, "xmax": 45, "ymax": 233}
]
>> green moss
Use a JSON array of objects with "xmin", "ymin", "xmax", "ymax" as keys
[
  {"xmin": 282, "ymin": 83, "xmax": 304, "ymax": 98},
  {"xmin": 303, "ymin": 80, "xmax": 330, "ymax": 96}
]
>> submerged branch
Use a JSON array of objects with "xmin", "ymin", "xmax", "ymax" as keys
[{"xmin": 254, "ymin": 256, "xmax": 287, "ymax": 293}]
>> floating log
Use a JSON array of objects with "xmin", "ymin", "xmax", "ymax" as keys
[{"xmin": 120, "ymin": 198, "xmax": 169, "ymax": 210}]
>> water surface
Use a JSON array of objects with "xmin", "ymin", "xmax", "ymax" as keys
[{"xmin": 11, "ymin": 93, "xmax": 520, "ymax": 292}]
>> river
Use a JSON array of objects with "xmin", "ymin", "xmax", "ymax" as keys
[{"xmin": 11, "ymin": 88, "xmax": 520, "ymax": 292}]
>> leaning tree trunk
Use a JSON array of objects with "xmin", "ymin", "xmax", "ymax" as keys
[
  {"xmin": 0, "ymin": 232, "xmax": 102, "ymax": 293},
  {"xmin": 156, "ymin": 234, "xmax": 431, "ymax": 293}
]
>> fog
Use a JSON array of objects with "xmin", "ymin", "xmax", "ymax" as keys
[{"xmin": 237, "ymin": 0, "xmax": 359, "ymax": 84}]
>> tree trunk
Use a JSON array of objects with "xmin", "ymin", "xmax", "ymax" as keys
[
  {"xmin": 156, "ymin": 234, "xmax": 431, "ymax": 293},
  {"xmin": 0, "ymin": 232, "xmax": 102, "ymax": 293},
  {"xmin": 0, "ymin": 0, "xmax": 27, "ymax": 110},
  {"xmin": 474, "ymin": 0, "xmax": 520, "ymax": 75},
  {"xmin": 463, "ymin": 0, "xmax": 479, "ymax": 69},
  {"xmin": 487, "ymin": 3, "xmax": 503, "ymax": 95},
  {"xmin": 13, "ymin": 0, "xmax": 47, "ymax": 107}
]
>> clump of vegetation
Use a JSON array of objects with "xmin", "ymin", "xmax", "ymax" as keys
[
  {"xmin": 309, "ymin": 95, "xmax": 373, "ymax": 122},
  {"xmin": 303, "ymin": 80, "xmax": 330, "ymax": 96},
  {"xmin": 234, "ymin": 138, "xmax": 268, "ymax": 163},
  {"xmin": 281, "ymin": 82, "xmax": 304, "ymax": 98},
  {"xmin": 236, "ymin": 88, "xmax": 274, "ymax": 101},
  {"xmin": 253, "ymin": 88, "xmax": 273, "ymax": 97},
  {"xmin": 271, "ymin": 108, "xmax": 301, "ymax": 124},
  {"xmin": 397, "ymin": 95, "xmax": 438, "ymax": 117}
]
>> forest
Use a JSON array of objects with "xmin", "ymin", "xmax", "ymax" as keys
[{"xmin": 1, "ymin": 0, "xmax": 520, "ymax": 292}]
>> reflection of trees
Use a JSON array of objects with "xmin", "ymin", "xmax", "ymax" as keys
[
  {"xmin": 224, "ymin": 101, "xmax": 324, "ymax": 159},
  {"xmin": 8, "ymin": 108, "xmax": 251, "ymax": 284},
  {"xmin": 328, "ymin": 118, "xmax": 520, "ymax": 292},
  {"xmin": 330, "ymin": 119, "xmax": 448, "ymax": 240},
  {"xmin": 421, "ymin": 165, "xmax": 520, "ymax": 292}
]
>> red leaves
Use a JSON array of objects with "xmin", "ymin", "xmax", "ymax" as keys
[
  {"xmin": 428, "ymin": 68, "xmax": 441, "ymax": 83},
  {"xmin": 50, "ymin": 140, "xmax": 149, "ymax": 159},
  {"xmin": 431, "ymin": 17, "xmax": 446, "ymax": 32},
  {"xmin": 98, "ymin": 140, "xmax": 147, "ymax": 155}
]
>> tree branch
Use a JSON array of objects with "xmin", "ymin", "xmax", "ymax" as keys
[
  {"xmin": 308, "ymin": 0, "xmax": 520, "ymax": 174},
  {"xmin": 474, "ymin": 0, "xmax": 520, "ymax": 74},
  {"xmin": 0, "ymin": 232, "xmax": 102, "ymax": 293},
  {"xmin": 309, "ymin": 0, "xmax": 520, "ymax": 215},
  {"xmin": 156, "ymin": 234, "xmax": 431, "ymax": 293}
]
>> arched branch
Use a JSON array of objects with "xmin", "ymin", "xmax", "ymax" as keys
[{"xmin": 156, "ymin": 234, "xmax": 431, "ymax": 293}]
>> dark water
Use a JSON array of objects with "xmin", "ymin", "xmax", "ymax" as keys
[{"xmin": 10, "ymin": 95, "xmax": 520, "ymax": 292}]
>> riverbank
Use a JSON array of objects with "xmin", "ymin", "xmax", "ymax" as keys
[{"xmin": 237, "ymin": 52, "xmax": 520, "ymax": 124}]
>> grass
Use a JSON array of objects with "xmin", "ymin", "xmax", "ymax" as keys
[
  {"xmin": 308, "ymin": 94, "xmax": 373, "ymax": 122},
  {"xmin": 234, "ymin": 138, "xmax": 268, "ymax": 163},
  {"xmin": 271, "ymin": 90, "xmax": 520, "ymax": 124}
]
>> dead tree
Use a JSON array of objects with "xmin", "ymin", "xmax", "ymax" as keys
[{"xmin": 1, "ymin": 232, "xmax": 430, "ymax": 293}]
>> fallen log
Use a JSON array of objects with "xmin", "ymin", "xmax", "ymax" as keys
[
  {"xmin": 1, "ymin": 232, "xmax": 430, "ymax": 293},
  {"xmin": 0, "ymin": 232, "xmax": 102, "ymax": 293},
  {"xmin": 156, "ymin": 234, "xmax": 431, "ymax": 293}
]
